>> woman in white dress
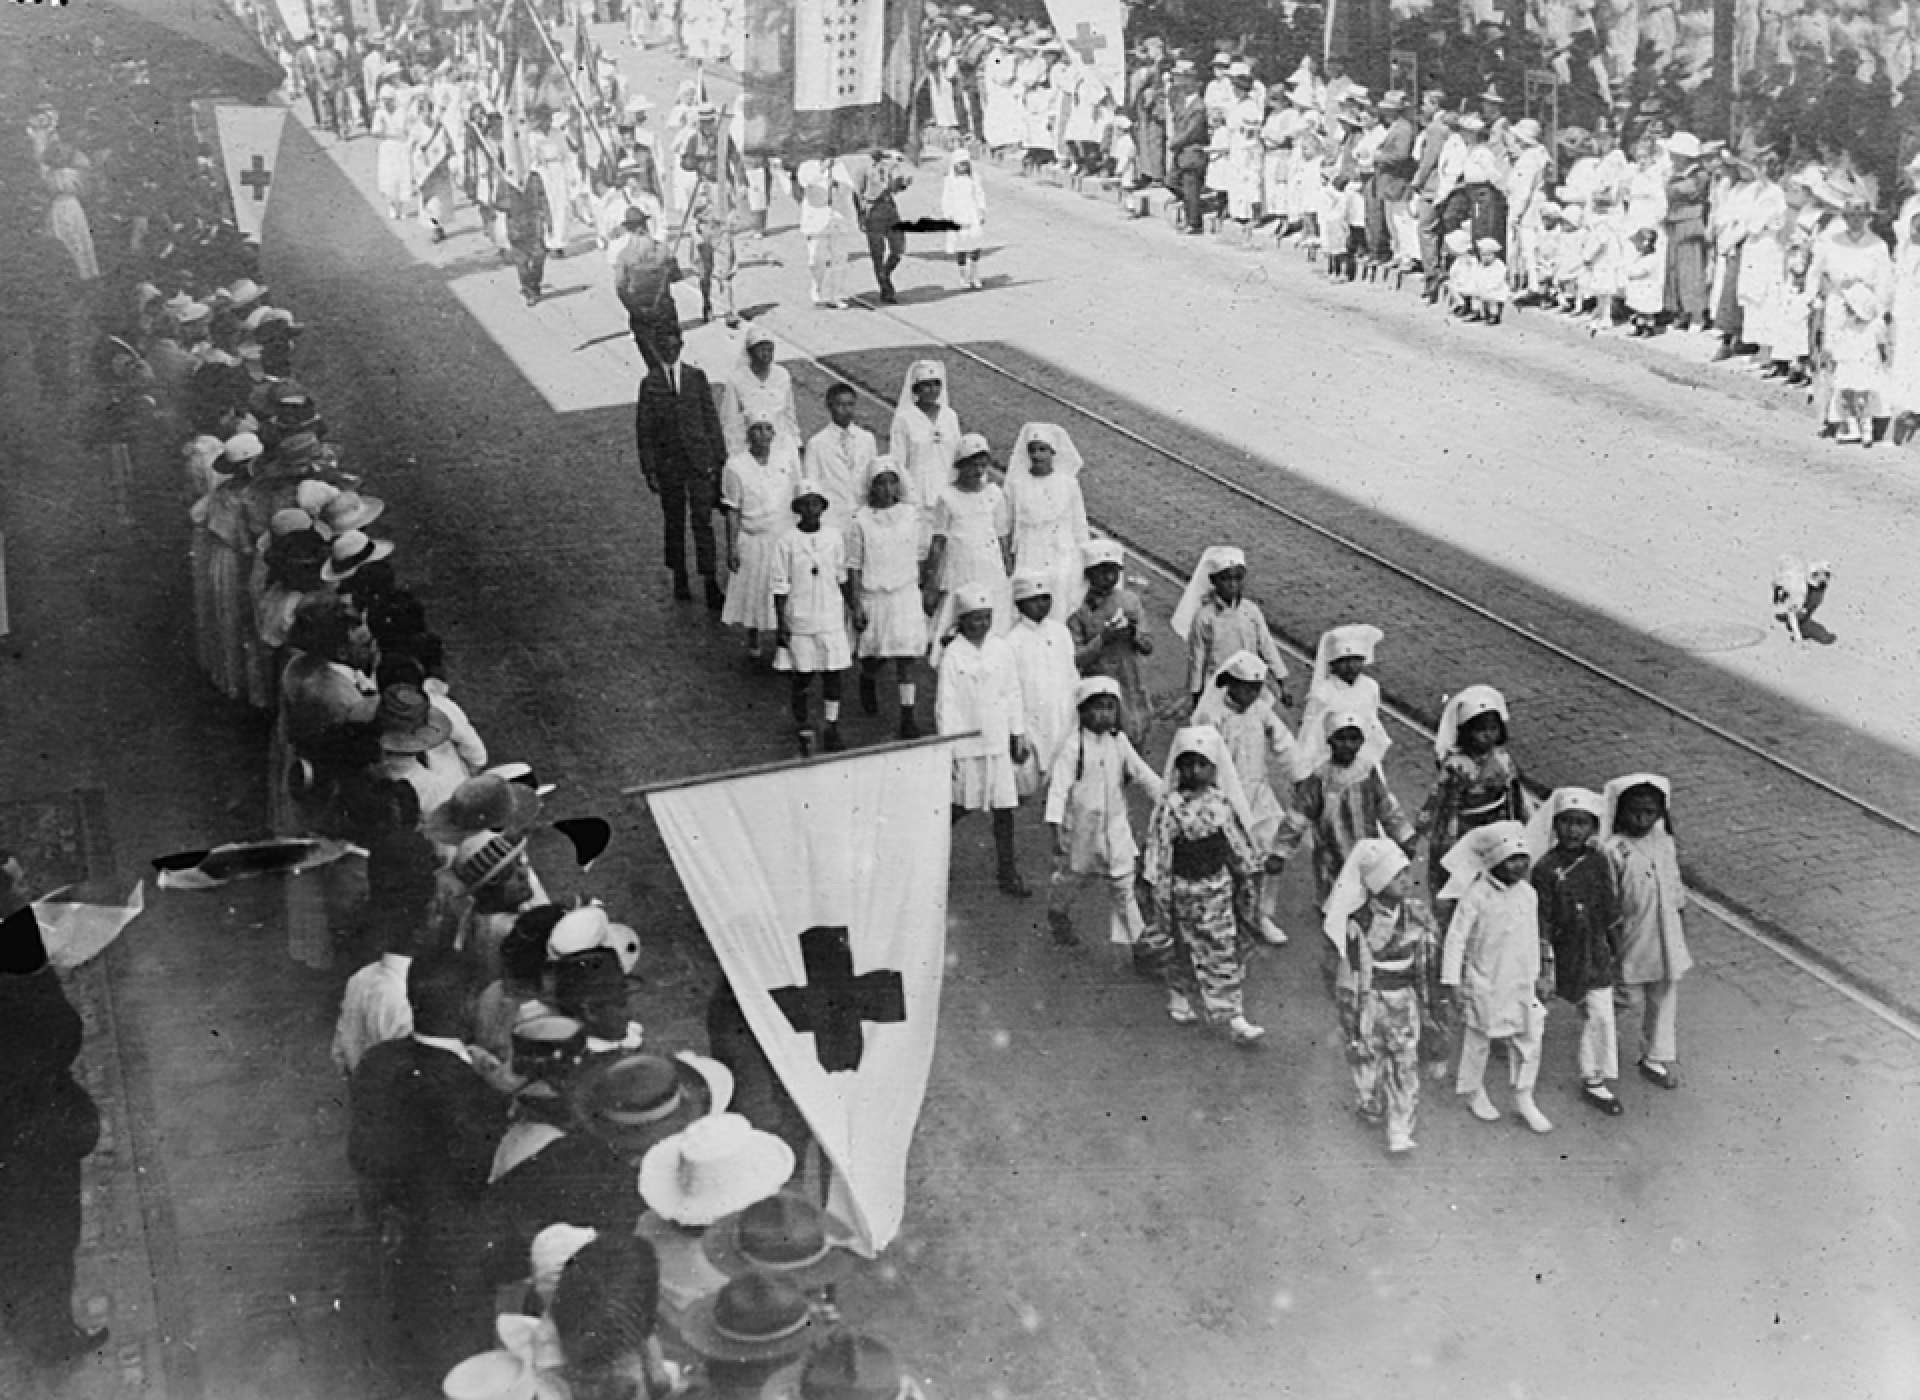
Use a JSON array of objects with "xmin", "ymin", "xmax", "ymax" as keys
[
  {"xmin": 530, "ymin": 108, "xmax": 577, "ymax": 254},
  {"xmin": 926, "ymin": 445, "xmax": 1014, "ymax": 635},
  {"xmin": 719, "ymin": 415, "xmax": 799, "ymax": 658},
  {"xmin": 797, "ymin": 157, "xmax": 856, "ymax": 306},
  {"xmin": 847, "ymin": 461, "xmax": 930, "ymax": 738},
  {"xmin": 1004, "ymin": 423, "xmax": 1089, "ymax": 613},
  {"xmin": 372, "ymin": 84, "xmax": 414, "ymax": 220},
  {"xmin": 982, "ymin": 34, "xmax": 1024, "ymax": 153},
  {"xmin": 718, "ymin": 325, "xmax": 801, "ymax": 456},
  {"xmin": 1808, "ymin": 182, "xmax": 1893, "ymax": 443},
  {"xmin": 941, "ymin": 148, "xmax": 989, "ymax": 289},
  {"xmin": 887, "ymin": 359, "xmax": 962, "ymax": 514}
]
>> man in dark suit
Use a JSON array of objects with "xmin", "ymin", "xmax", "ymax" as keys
[
  {"xmin": 634, "ymin": 323, "xmax": 727, "ymax": 608},
  {"xmin": 1166, "ymin": 64, "xmax": 1210, "ymax": 235},
  {"xmin": 348, "ymin": 953, "xmax": 508, "ymax": 1390}
]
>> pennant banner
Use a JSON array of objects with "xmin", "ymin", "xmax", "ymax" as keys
[
  {"xmin": 1042, "ymin": 0, "xmax": 1127, "ymax": 100},
  {"xmin": 35, "ymin": 880, "xmax": 145, "ymax": 971},
  {"xmin": 646, "ymin": 741, "xmax": 955, "ymax": 1257},
  {"xmin": 213, "ymin": 104, "xmax": 289, "ymax": 244}
]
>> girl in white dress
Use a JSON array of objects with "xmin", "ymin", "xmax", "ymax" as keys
[
  {"xmin": 1004, "ymin": 422, "xmax": 1089, "ymax": 613},
  {"xmin": 719, "ymin": 416, "xmax": 798, "ymax": 659},
  {"xmin": 926, "ymin": 442, "xmax": 1013, "ymax": 635},
  {"xmin": 848, "ymin": 461, "xmax": 929, "ymax": 739},
  {"xmin": 887, "ymin": 359, "xmax": 962, "ymax": 514},
  {"xmin": 372, "ymin": 84, "xmax": 413, "ymax": 219},
  {"xmin": 719, "ymin": 325, "xmax": 801, "ymax": 457},
  {"xmin": 941, "ymin": 149, "xmax": 989, "ymax": 290},
  {"xmin": 936, "ymin": 582, "xmax": 1033, "ymax": 897},
  {"xmin": 772, "ymin": 480, "xmax": 855, "ymax": 755}
]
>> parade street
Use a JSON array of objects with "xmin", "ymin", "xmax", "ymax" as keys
[{"xmin": 2, "ymin": 23, "xmax": 1912, "ymax": 1400}]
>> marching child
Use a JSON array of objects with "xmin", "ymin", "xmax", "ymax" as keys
[
  {"xmin": 1416, "ymin": 684, "xmax": 1529, "ymax": 921},
  {"xmin": 771, "ymin": 479, "xmax": 855, "ymax": 756},
  {"xmin": 1295, "ymin": 708, "xmax": 1417, "ymax": 911},
  {"xmin": 1324, "ymin": 837, "xmax": 1439, "ymax": 1155},
  {"xmin": 1191, "ymin": 650, "xmax": 1304, "ymax": 945},
  {"xmin": 1172, "ymin": 544, "xmax": 1291, "ymax": 715},
  {"xmin": 936, "ymin": 582, "xmax": 1033, "ymax": 897},
  {"xmin": 1295, "ymin": 623, "xmax": 1391, "ymax": 775},
  {"xmin": 847, "ymin": 460, "xmax": 929, "ymax": 739},
  {"xmin": 1043, "ymin": 676, "xmax": 1164, "ymax": 949},
  {"xmin": 1139, "ymin": 725, "xmax": 1266, "ymax": 1046},
  {"xmin": 1068, "ymin": 539, "xmax": 1154, "ymax": 751},
  {"xmin": 1623, "ymin": 227, "xmax": 1664, "ymax": 335},
  {"xmin": 1468, "ymin": 236, "xmax": 1510, "ymax": 324},
  {"xmin": 1006, "ymin": 571, "xmax": 1080, "ymax": 797},
  {"xmin": 1526, "ymin": 787, "xmax": 1624, "ymax": 1115},
  {"xmin": 1601, "ymin": 773, "xmax": 1691, "ymax": 1091},
  {"xmin": 720, "ymin": 414, "xmax": 797, "ymax": 663},
  {"xmin": 1440, "ymin": 821, "xmax": 1555, "ymax": 1133}
]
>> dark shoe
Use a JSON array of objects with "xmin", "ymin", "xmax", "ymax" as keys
[
  {"xmin": 1355, "ymin": 1098, "xmax": 1385, "ymax": 1123},
  {"xmin": 822, "ymin": 722, "xmax": 845, "ymax": 753},
  {"xmin": 672, "ymin": 571, "xmax": 693, "ymax": 602},
  {"xmin": 704, "ymin": 576, "xmax": 726, "ymax": 611},
  {"xmin": 897, "ymin": 709, "xmax": 920, "ymax": 740},
  {"xmin": 1637, "ymin": 1059, "xmax": 1679, "ymax": 1090},
  {"xmin": 879, "ymin": 290, "xmax": 899, "ymax": 304},
  {"xmin": 29, "ymin": 1324, "xmax": 109, "ymax": 1366},
  {"xmin": 859, "ymin": 675, "xmax": 879, "ymax": 715},
  {"xmin": 1047, "ymin": 910, "xmax": 1080, "ymax": 947},
  {"xmin": 796, "ymin": 728, "xmax": 815, "ymax": 757},
  {"xmin": 997, "ymin": 868, "xmax": 1032, "ymax": 898},
  {"xmin": 1582, "ymin": 1082, "xmax": 1626, "ymax": 1115}
]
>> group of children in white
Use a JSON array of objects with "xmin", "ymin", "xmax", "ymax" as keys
[{"xmin": 708, "ymin": 344, "xmax": 1692, "ymax": 1157}]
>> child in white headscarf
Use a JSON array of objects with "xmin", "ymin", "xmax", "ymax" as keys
[
  {"xmin": 1044, "ymin": 677, "xmax": 1164, "ymax": 949},
  {"xmin": 1191, "ymin": 650, "xmax": 1304, "ymax": 945},
  {"xmin": 937, "ymin": 583, "xmax": 1033, "ymax": 897},
  {"xmin": 1295, "ymin": 623, "xmax": 1390, "ymax": 774},
  {"xmin": 1601, "ymin": 773, "xmax": 1690, "ymax": 1091},
  {"xmin": 1007, "ymin": 570, "xmax": 1080, "ymax": 796},
  {"xmin": 942, "ymin": 148, "xmax": 990, "ymax": 290},
  {"xmin": 847, "ymin": 462, "xmax": 928, "ymax": 740},
  {"xmin": 1172, "ymin": 545, "xmax": 1292, "ymax": 714},
  {"xmin": 1138, "ymin": 725, "xmax": 1265, "ymax": 1045},
  {"xmin": 1416, "ymin": 684, "xmax": 1529, "ymax": 917},
  {"xmin": 1004, "ymin": 422, "xmax": 1090, "ymax": 612},
  {"xmin": 1439, "ymin": 821, "xmax": 1554, "ymax": 1133},
  {"xmin": 926, "ymin": 434, "xmax": 1013, "ymax": 634},
  {"xmin": 887, "ymin": 360, "xmax": 961, "ymax": 514},
  {"xmin": 1324, "ymin": 837, "xmax": 1438, "ymax": 1154}
]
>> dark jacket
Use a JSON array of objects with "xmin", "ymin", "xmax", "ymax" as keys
[
  {"xmin": 634, "ymin": 360, "xmax": 726, "ymax": 484},
  {"xmin": 1372, "ymin": 116, "xmax": 1418, "ymax": 197},
  {"xmin": 1168, "ymin": 93, "xmax": 1208, "ymax": 170},
  {"xmin": 348, "ymin": 1036, "xmax": 506, "ymax": 1214}
]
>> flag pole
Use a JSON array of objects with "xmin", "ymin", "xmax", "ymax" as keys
[{"xmin": 620, "ymin": 732, "xmax": 976, "ymax": 798}]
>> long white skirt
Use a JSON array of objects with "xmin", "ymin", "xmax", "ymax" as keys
[{"xmin": 723, "ymin": 528, "xmax": 783, "ymax": 630}]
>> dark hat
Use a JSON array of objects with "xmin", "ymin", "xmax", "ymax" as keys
[
  {"xmin": 705, "ymin": 1191, "xmax": 857, "ymax": 1289},
  {"xmin": 552, "ymin": 946, "xmax": 626, "ymax": 1016},
  {"xmin": 674, "ymin": 1272, "xmax": 817, "ymax": 1363},
  {"xmin": 621, "ymin": 206, "xmax": 649, "ymax": 229},
  {"xmin": 1, "ymin": 904, "xmax": 50, "ymax": 977},
  {"xmin": 376, "ymin": 683, "xmax": 453, "ymax": 754},
  {"xmin": 761, "ymin": 1332, "xmax": 918, "ymax": 1400},
  {"xmin": 511, "ymin": 1013, "xmax": 588, "ymax": 1089},
  {"xmin": 570, "ymin": 1050, "xmax": 717, "ymax": 1160},
  {"xmin": 424, "ymin": 772, "xmax": 545, "ymax": 847}
]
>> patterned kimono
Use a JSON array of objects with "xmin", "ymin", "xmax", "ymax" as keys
[
  {"xmin": 1419, "ymin": 748, "xmax": 1527, "ymax": 899},
  {"xmin": 1338, "ymin": 894, "xmax": 1437, "ymax": 1142},
  {"xmin": 1139, "ymin": 785, "xmax": 1258, "ymax": 1022},
  {"xmin": 1296, "ymin": 759, "xmax": 1417, "ymax": 907}
]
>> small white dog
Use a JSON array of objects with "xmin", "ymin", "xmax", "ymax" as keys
[{"xmin": 1772, "ymin": 555, "xmax": 1833, "ymax": 643}]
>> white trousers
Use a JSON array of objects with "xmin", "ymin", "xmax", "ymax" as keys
[
  {"xmin": 1618, "ymin": 980, "xmax": 1680, "ymax": 1064},
  {"xmin": 1576, "ymin": 987, "xmax": 1619, "ymax": 1082},
  {"xmin": 1048, "ymin": 859, "xmax": 1145, "ymax": 945},
  {"xmin": 1457, "ymin": 1013, "xmax": 1544, "ymax": 1096}
]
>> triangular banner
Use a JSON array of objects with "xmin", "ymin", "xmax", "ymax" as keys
[
  {"xmin": 213, "ymin": 103, "xmax": 289, "ymax": 244},
  {"xmin": 645, "ymin": 740, "xmax": 955, "ymax": 1257}
]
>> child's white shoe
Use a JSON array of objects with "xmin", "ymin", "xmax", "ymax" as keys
[
  {"xmin": 1166, "ymin": 990, "xmax": 1198, "ymax": 1024},
  {"xmin": 1257, "ymin": 916, "xmax": 1289, "ymax": 946},
  {"xmin": 1464, "ymin": 1088, "xmax": 1501, "ymax": 1122},
  {"xmin": 1226, "ymin": 1016, "xmax": 1265, "ymax": 1046},
  {"xmin": 1514, "ymin": 1091, "xmax": 1554, "ymax": 1135}
]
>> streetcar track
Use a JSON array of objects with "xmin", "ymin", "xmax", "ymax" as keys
[{"xmin": 761, "ymin": 312, "xmax": 1920, "ymax": 1049}]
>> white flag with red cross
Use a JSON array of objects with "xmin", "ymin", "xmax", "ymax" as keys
[
  {"xmin": 212, "ymin": 104, "xmax": 289, "ymax": 244},
  {"xmin": 1043, "ymin": 0, "xmax": 1127, "ymax": 100},
  {"xmin": 642, "ymin": 739, "xmax": 956, "ymax": 1258}
]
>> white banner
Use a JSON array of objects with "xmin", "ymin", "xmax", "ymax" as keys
[
  {"xmin": 1042, "ymin": 0, "xmax": 1127, "ymax": 100},
  {"xmin": 646, "ymin": 741, "xmax": 954, "ymax": 1257},
  {"xmin": 213, "ymin": 104, "xmax": 289, "ymax": 244},
  {"xmin": 794, "ymin": 0, "xmax": 887, "ymax": 112}
]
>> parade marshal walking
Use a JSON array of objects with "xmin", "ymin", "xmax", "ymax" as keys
[{"xmin": 635, "ymin": 324, "xmax": 728, "ymax": 610}]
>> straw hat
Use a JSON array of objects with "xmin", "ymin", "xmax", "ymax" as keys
[
  {"xmin": 673, "ymin": 1272, "xmax": 818, "ymax": 1363},
  {"xmin": 320, "ymin": 489, "xmax": 386, "ymax": 533},
  {"xmin": 450, "ymin": 830, "xmax": 528, "ymax": 891},
  {"xmin": 376, "ymin": 683, "xmax": 454, "ymax": 754},
  {"xmin": 572, "ymin": 1051, "xmax": 729, "ymax": 1160},
  {"xmin": 424, "ymin": 772, "xmax": 545, "ymax": 846},
  {"xmin": 704, "ymin": 1191, "xmax": 858, "ymax": 1289},
  {"xmin": 321, "ymin": 528, "xmax": 396, "ymax": 582},
  {"xmin": 639, "ymin": 1113, "xmax": 796, "ymax": 1226}
]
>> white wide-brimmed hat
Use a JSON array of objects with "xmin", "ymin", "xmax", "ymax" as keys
[{"xmin": 639, "ymin": 1113, "xmax": 796, "ymax": 1226}]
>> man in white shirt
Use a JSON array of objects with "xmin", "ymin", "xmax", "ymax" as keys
[
  {"xmin": 331, "ymin": 936, "xmax": 413, "ymax": 1075},
  {"xmin": 802, "ymin": 382, "xmax": 877, "ymax": 535}
]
